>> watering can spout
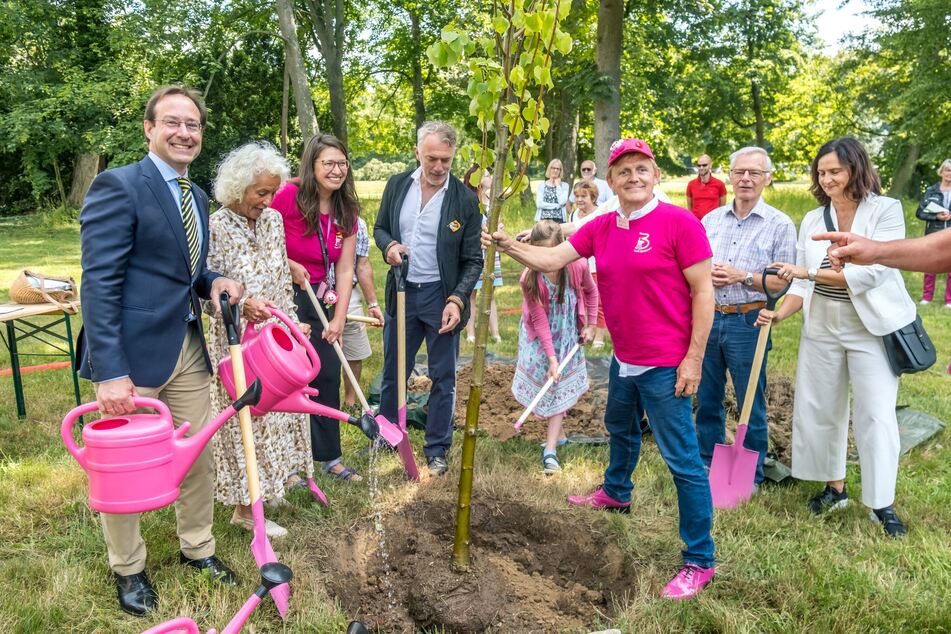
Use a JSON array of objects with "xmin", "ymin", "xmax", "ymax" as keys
[{"xmin": 171, "ymin": 379, "xmax": 262, "ymax": 486}]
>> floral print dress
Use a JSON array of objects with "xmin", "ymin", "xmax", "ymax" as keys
[
  {"xmin": 205, "ymin": 207, "xmax": 313, "ymax": 506},
  {"xmin": 512, "ymin": 274, "xmax": 588, "ymax": 417}
]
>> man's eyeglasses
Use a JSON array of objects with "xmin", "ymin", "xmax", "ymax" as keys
[
  {"xmin": 581, "ymin": 167, "xmax": 594, "ymax": 173},
  {"xmin": 155, "ymin": 118, "xmax": 203, "ymax": 134},
  {"xmin": 320, "ymin": 160, "xmax": 350, "ymax": 171},
  {"xmin": 696, "ymin": 163, "xmax": 709, "ymax": 168},
  {"xmin": 730, "ymin": 168, "xmax": 769, "ymax": 179}
]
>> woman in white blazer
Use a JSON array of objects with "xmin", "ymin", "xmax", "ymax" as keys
[{"xmin": 756, "ymin": 138, "xmax": 914, "ymax": 538}]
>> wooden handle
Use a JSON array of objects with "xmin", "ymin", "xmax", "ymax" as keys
[
  {"xmin": 346, "ymin": 313, "xmax": 382, "ymax": 325},
  {"xmin": 515, "ymin": 343, "xmax": 580, "ymax": 428},
  {"xmin": 737, "ymin": 323, "xmax": 771, "ymax": 425},
  {"xmin": 303, "ymin": 285, "xmax": 374, "ymax": 413},
  {"xmin": 229, "ymin": 343, "xmax": 262, "ymax": 505}
]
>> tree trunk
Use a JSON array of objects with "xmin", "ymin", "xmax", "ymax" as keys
[
  {"xmin": 556, "ymin": 91, "xmax": 579, "ymax": 182},
  {"xmin": 275, "ymin": 0, "xmax": 319, "ymax": 147},
  {"xmin": 303, "ymin": 0, "xmax": 349, "ymax": 145},
  {"xmin": 67, "ymin": 152, "xmax": 99, "ymax": 207},
  {"xmin": 281, "ymin": 61, "xmax": 290, "ymax": 156},
  {"xmin": 593, "ymin": 0, "xmax": 622, "ymax": 178},
  {"xmin": 888, "ymin": 142, "xmax": 921, "ymax": 199},
  {"xmin": 751, "ymin": 79, "xmax": 765, "ymax": 148},
  {"xmin": 409, "ymin": 7, "xmax": 427, "ymax": 131}
]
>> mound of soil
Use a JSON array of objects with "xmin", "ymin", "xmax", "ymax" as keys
[
  {"xmin": 435, "ymin": 361, "xmax": 796, "ymax": 465},
  {"xmin": 325, "ymin": 487, "xmax": 636, "ymax": 633}
]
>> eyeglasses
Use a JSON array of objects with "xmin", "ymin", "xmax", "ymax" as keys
[
  {"xmin": 155, "ymin": 118, "xmax": 203, "ymax": 134},
  {"xmin": 320, "ymin": 160, "xmax": 350, "ymax": 171},
  {"xmin": 696, "ymin": 163, "xmax": 709, "ymax": 168},
  {"xmin": 730, "ymin": 168, "xmax": 770, "ymax": 179},
  {"xmin": 581, "ymin": 167, "xmax": 594, "ymax": 172}
]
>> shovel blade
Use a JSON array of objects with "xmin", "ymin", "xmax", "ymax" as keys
[
  {"xmin": 709, "ymin": 442, "xmax": 758, "ymax": 509},
  {"xmin": 306, "ymin": 476, "xmax": 330, "ymax": 507},
  {"xmin": 397, "ymin": 406, "xmax": 420, "ymax": 481},
  {"xmin": 249, "ymin": 500, "xmax": 290, "ymax": 618},
  {"xmin": 373, "ymin": 413, "xmax": 406, "ymax": 448}
]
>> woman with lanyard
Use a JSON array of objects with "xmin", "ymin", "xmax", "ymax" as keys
[
  {"xmin": 486, "ymin": 138, "xmax": 717, "ymax": 600},
  {"xmin": 272, "ymin": 134, "xmax": 361, "ymax": 481}
]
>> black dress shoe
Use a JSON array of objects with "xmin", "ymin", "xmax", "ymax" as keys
[
  {"xmin": 179, "ymin": 553, "xmax": 238, "ymax": 586},
  {"xmin": 115, "ymin": 571, "xmax": 158, "ymax": 617}
]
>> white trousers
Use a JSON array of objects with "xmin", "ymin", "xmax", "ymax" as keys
[{"xmin": 792, "ymin": 295, "xmax": 900, "ymax": 509}]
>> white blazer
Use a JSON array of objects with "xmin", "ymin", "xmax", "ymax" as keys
[{"xmin": 787, "ymin": 194, "xmax": 915, "ymax": 336}]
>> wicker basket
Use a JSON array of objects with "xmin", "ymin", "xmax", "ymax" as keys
[{"xmin": 9, "ymin": 270, "xmax": 79, "ymax": 313}]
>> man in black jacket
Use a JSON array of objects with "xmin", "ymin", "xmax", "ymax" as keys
[{"xmin": 374, "ymin": 121, "xmax": 483, "ymax": 475}]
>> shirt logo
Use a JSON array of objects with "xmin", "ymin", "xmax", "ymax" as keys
[
  {"xmin": 334, "ymin": 231, "xmax": 343, "ymax": 249},
  {"xmin": 448, "ymin": 220, "xmax": 461, "ymax": 233},
  {"xmin": 633, "ymin": 232, "xmax": 652, "ymax": 253}
]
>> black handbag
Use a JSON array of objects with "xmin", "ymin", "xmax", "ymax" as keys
[{"xmin": 821, "ymin": 205, "xmax": 935, "ymax": 375}]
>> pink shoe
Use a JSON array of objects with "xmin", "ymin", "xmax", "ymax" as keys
[
  {"xmin": 566, "ymin": 486, "xmax": 630, "ymax": 513},
  {"xmin": 661, "ymin": 564, "xmax": 715, "ymax": 599}
]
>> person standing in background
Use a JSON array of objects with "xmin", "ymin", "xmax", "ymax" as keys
[
  {"xmin": 686, "ymin": 154, "xmax": 727, "ymax": 220},
  {"xmin": 914, "ymin": 159, "xmax": 951, "ymax": 306}
]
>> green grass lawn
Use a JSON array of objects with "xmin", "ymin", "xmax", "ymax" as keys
[{"xmin": 1, "ymin": 183, "xmax": 950, "ymax": 632}]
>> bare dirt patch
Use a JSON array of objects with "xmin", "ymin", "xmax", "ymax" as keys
[
  {"xmin": 325, "ymin": 486, "xmax": 636, "ymax": 633},
  {"xmin": 433, "ymin": 361, "xmax": 796, "ymax": 465}
]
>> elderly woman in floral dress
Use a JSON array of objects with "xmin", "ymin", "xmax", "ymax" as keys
[{"xmin": 206, "ymin": 141, "xmax": 313, "ymax": 539}]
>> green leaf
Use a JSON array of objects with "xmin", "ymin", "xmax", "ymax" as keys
[
  {"xmin": 492, "ymin": 14, "xmax": 509, "ymax": 34},
  {"xmin": 509, "ymin": 65, "xmax": 526, "ymax": 90},
  {"xmin": 554, "ymin": 30, "xmax": 572, "ymax": 55}
]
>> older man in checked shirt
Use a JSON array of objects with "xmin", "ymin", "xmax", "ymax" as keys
[{"xmin": 695, "ymin": 146, "xmax": 796, "ymax": 488}]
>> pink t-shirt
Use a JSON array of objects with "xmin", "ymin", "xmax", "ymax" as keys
[
  {"xmin": 569, "ymin": 202, "xmax": 712, "ymax": 366},
  {"xmin": 271, "ymin": 181, "xmax": 345, "ymax": 284}
]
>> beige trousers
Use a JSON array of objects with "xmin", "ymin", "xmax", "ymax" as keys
[
  {"xmin": 100, "ymin": 326, "xmax": 216, "ymax": 575},
  {"xmin": 792, "ymin": 295, "xmax": 900, "ymax": 509}
]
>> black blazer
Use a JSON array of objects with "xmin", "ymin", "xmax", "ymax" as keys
[
  {"xmin": 373, "ymin": 169, "xmax": 483, "ymax": 332},
  {"xmin": 77, "ymin": 156, "xmax": 220, "ymax": 386}
]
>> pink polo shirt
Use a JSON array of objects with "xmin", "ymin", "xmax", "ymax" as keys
[
  {"xmin": 569, "ymin": 202, "xmax": 711, "ymax": 366},
  {"xmin": 271, "ymin": 181, "xmax": 346, "ymax": 284}
]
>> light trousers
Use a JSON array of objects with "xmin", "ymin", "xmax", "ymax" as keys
[
  {"xmin": 100, "ymin": 325, "xmax": 216, "ymax": 575},
  {"xmin": 792, "ymin": 295, "xmax": 900, "ymax": 509}
]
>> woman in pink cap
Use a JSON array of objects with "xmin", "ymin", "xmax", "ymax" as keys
[{"xmin": 485, "ymin": 138, "xmax": 717, "ymax": 599}]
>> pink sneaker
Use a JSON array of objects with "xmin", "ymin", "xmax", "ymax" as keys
[
  {"xmin": 566, "ymin": 487, "xmax": 630, "ymax": 513},
  {"xmin": 661, "ymin": 564, "xmax": 715, "ymax": 599}
]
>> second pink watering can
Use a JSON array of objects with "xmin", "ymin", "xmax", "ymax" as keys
[
  {"xmin": 217, "ymin": 307, "xmax": 404, "ymax": 447},
  {"xmin": 61, "ymin": 381, "xmax": 261, "ymax": 514}
]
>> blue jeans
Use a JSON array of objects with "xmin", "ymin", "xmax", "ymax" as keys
[
  {"xmin": 602, "ymin": 361, "xmax": 715, "ymax": 568},
  {"xmin": 380, "ymin": 281, "xmax": 458, "ymax": 458},
  {"xmin": 695, "ymin": 310, "xmax": 770, "ymax": 484}
]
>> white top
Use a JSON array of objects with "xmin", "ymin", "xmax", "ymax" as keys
[
  {"xmin": 399, "ymin": 167, "xmax": 449, "ymax": 283},
  {"xmin": 788, "ymin": 194, "xmax": 915, "ymax": 336}
]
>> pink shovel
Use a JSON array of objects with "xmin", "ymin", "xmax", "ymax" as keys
[
  {"xmin": 709, "ymin": 269, "xmax": 788, "ymax": 509},
  {"xmin": 220, "ymin": 295, "xmax": 290, "ymax": 617},
  {"xmin": 302, "ymin": 281, "xmax": 419, "ymax": 479}
]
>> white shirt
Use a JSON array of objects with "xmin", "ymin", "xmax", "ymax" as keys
[{"xmin": 399, "ymin": 167, "xmax": 448, "ymax": 283}]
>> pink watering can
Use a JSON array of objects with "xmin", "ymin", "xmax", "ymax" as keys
[
  {"xmin": 61, "ymin": 381, "xmax": 261, "ymax": 514},
  {"xmin": 217, "ymin": 307, "xmax": 404, "ymax": 448}
]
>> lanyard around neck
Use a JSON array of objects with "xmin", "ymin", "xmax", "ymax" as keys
[{"xmin": 315, "ymin": 212, "xmax": 333, "ymax": 284}]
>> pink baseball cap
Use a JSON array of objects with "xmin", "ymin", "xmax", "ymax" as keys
[{"xmin": 608, "ymin": 138, "xmax": 655, "ymax": 165}]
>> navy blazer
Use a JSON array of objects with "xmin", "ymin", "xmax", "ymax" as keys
[{"xmin": 77, "ymin": 156, "xmax": 220, "ymax": 387}]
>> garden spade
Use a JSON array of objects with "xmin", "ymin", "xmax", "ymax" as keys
[
  {"xmin": 709, "ymin": 268, "xmax": 789, "ymax": 509},
  {"xmin": 220, "ymin": 294, "xmax": 291, "ymax": 618},
  {"xmin": 393, "ymin": 254, "xmax": 421, "ymax": 480},
  {"xmin": 515, "ymin": 343, "xmax": 580, "ymax": 430},
  {"xmin": 300, "ymin": 283, "xmax": 411, "ymax": 456}
]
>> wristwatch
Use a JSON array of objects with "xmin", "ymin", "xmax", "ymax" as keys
[
  {"xmin": 367, "ymin": 302, "xmax": 379, "ymax": 310},
  {"xmin": 743, "ymin": 272, "xmax": 754, "ymax": 287},
  {"xmin": 807, "ymin": 267, "xmax": 818, "ymax": 282}
]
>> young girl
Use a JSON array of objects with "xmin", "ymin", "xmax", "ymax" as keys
[
  {"xmin": 512, "ymin": 220, "xmax": 598, "ymax": 473},
  {"xmin": 569, "ymin": 181, "xmax": 608, "ymax": 348}
]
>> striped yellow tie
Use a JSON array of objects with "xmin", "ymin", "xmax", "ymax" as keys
[{"xmin": 177, "ymin": 178, "xmax": 200, "ymax": 275}]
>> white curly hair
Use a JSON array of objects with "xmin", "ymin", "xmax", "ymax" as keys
[{"xmin": 213, "ymin": 141, "xmax": 291, "ymax": 206}]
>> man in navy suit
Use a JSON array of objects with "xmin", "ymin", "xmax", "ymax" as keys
[{"xmin": 78, "ymin": 86, "xmax": 244, "ymax": 616}]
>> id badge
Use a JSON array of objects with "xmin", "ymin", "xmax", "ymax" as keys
[
  {"xmin": 316, "ymin": 281, "xmax": 328, "ymax": 298},
  {"xmin": 616, "ymin": 216, "xmax": 630, "ymax": 230}
]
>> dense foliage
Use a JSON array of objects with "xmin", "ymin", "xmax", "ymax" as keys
[{"xmin": 0, "ymin": 0, "xmax": 947, "ymax": 214}]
